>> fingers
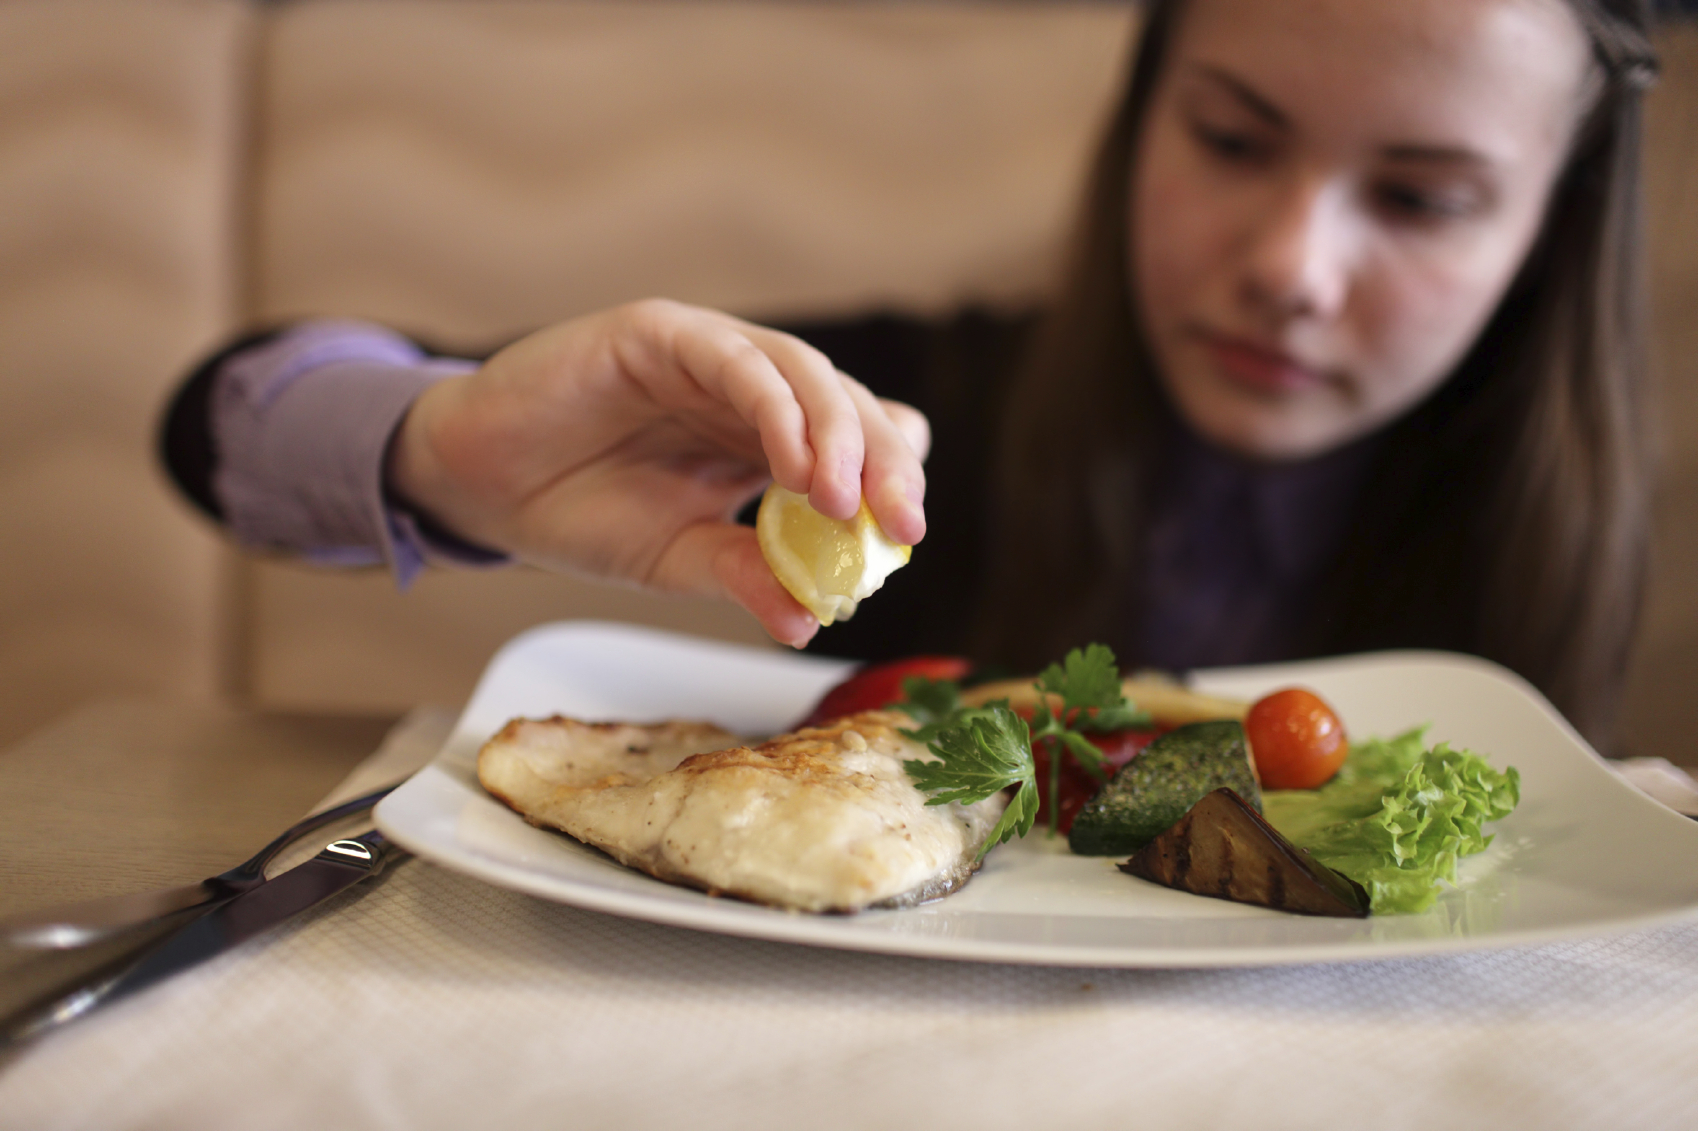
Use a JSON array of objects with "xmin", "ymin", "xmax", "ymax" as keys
[
  {"xmin": 839, "ymin": 377, "xmax": 927, "ymax": 546},
  {"xmin": 741, "ymin": 326, "xmax": 868, "ymax": 520},
  {"xmin": 660, "ymin": 308, "xmax": 865, "ymax": 521},
  {"xmin": 660, "ymin": 309, "xmax": 929, "ymax": 537},
  {"xmin": 651, "ymin": 521, "xmax": 821, "ymax": 649},
  {"xmin": 616, "ymin": 297, "xmax": 929, "ymax": 567},
  {"xmin": 881, "ymin": 398, "xmax": 932, "ymax": 462}
]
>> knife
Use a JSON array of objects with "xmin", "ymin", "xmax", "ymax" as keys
[
  {"xmin": 1, "ymin": 781, "xmax": 403, "ymax": 950},
  {"xmin": 1, "ymin": 828, "xmax": 405, "ymax": 1049}
]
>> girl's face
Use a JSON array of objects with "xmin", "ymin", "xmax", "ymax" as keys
[{"xmin": 1132, "ymin": 0, "xmax": 1594, "ymax": 461}]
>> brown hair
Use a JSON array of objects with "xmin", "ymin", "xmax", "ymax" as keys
[{"xmin": 976, "ymin": 0, "xmax": 1657, "ymax": 747}]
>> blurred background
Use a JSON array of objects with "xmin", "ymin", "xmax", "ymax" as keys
[{"xmin": 0, "ymin": 0, "xmax": 1693, "ymax": 761}]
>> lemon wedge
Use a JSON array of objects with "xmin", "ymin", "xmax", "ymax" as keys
[{"xmin": 755, "ymin": 484, "xmax": 911, "ymax": 626}]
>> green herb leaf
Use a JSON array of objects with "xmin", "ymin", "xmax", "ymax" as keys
[
  {"xmin": 902, "ymin": 644, "xmax": 1150, "ymax": 856},
  {"xmin": 902, "ymin": 703, "xmax": 1034, "ymax": 808},
  {"xmin": 1080, "ymin": 702, "xmax": 1154, "ymax": 732},
  {"xmin": 1029, "ymin": 645, "xmax": 1155, "ymax": 732},
  {"xmin": 1053, "ymin": 729, "xmax": 1109, "ymax": 779},
  {"xmin": 1038, "ymin": 644, "xmax": 1126, "ymax": 717},
  {"xmin": 893, "ymin": 675, "xmax": 962, "ymax": 730},
  {"xmin": 902, "ymin": 702, "xmax": 1041, "ymax": 860},
  {"xmin": 981, "ymin": 778, "xmax": 1040, "ymax": 858},
  {"xmin": 893, "ymin": 675, "xmax": 974, "ymax": 745}
]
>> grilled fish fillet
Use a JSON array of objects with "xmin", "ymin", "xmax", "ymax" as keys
[{"xmin": 477, "ymin": 710, "xmax": 1007, "ymax": 913}]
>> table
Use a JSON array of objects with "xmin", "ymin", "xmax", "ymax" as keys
[
  {"xmin": 3, "ymin": 697, "xmax": 1698, "ymax": 1131},
  {"xmin": 0, "ymin": 698, "xmax": 396, "ymax": 919}
]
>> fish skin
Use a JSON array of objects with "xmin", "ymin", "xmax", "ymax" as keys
[{"xmin": 478, "ymin": 709, "xmax": 1007, "ymax": 913}]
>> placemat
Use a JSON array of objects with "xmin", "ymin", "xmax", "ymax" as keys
[{"xmin": 4, "ymin": 713, "xmax": 1698, "ymax": 1131}]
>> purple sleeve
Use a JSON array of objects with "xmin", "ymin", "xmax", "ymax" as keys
[{"xmin": 210, "ymin": 320, "xmax": 509, "ymax": 588}]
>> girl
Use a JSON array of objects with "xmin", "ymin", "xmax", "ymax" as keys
[
  {"xmin": 165, "ymin": 0, "xmax": 1658, "ymax": 745},
  {"xmin": 979, "ymin": 0, "xmax": 1659, "ymax": 742}
]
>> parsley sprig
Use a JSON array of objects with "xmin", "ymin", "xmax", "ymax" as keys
[
  {"xmin": 898, "ymin": 644, "xmax": 1151, "ymax": 857},
  {"xmin": 903, "ymin": 701, "xmax": 1040, "ymax": 856}
]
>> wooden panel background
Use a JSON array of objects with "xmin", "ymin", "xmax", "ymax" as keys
[{"xmin": 0, "ymin": 0, "xmax": 250, "ymax": 746}]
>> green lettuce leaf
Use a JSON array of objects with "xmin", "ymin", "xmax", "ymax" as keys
[{"xmin": 1262, "ymin": 729, "xmax": 1520, "ymax": 914}]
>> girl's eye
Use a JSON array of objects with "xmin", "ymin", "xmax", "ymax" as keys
[
  {"xmin": 1191, "ymin": 121, "xmax": 1273, "ymax": 165},
  {"xmin": 1373, "ymin": 181, "xmax": 1481, "ymax": 223}
]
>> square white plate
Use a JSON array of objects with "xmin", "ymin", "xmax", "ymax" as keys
[{"xmin": 376, "ymin": 621, "xmax": 1698, "ymax": 966}]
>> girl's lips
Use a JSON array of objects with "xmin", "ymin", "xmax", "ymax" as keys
[{"xmin": 1197, "ymin": 332, "xmax": 1328, "ymax": 394}]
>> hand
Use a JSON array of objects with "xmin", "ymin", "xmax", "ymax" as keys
[{"xmin": 386, "ymin": 299, "xmax": 930, "ymax": 648}]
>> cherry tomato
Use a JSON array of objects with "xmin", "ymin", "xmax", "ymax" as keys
[
  {"xmin": 1031, "ymin": 726, "xmax": 1164, "ymax": 834},
  {"xmin": 799, "ymin": 656, "xmax": 974, "ymax": 726},
  {"xmin": 1245, "ymin": 688, "xmax": 1348, "ymax": 790}
]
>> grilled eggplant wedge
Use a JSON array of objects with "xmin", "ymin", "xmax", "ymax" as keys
[{"xmin": 1121, "ymin": 788, "xmax": 1369, "ymax": 917}]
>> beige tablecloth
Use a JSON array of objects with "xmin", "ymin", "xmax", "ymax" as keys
[{"xmin": 4, "ymin": 712, "xmax": 1698, "ymax": 1130}]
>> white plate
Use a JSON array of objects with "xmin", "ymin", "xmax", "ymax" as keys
[{"xmin": 376, "ymin": 621, "xmax": 1698, "ymax": 967}]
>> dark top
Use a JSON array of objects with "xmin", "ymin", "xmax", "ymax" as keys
[{"xmin": 772, "ymin": 311, "xmax": 1373, "ymax": 673}]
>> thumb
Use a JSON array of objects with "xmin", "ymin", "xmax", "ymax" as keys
[{"xmin": 649, "ymin": 522, "xmax": 820, "ymax": 649}]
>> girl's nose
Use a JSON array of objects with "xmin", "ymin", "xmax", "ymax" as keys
[{"xmin": 1239, "ymin": 176, "xmax": 1352, "ymax": 323}]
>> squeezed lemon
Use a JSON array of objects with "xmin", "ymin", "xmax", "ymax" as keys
[{"xmin": 755, "ymin": 484, "xmax": 911, "ymax": 626}]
